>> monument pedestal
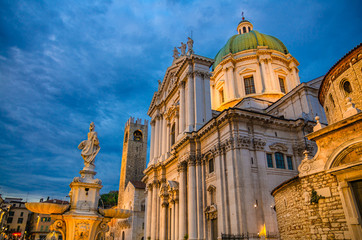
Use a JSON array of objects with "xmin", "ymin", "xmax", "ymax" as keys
[{"xmin": 25, "ymin": 123, "xmax": 131, "ymax": 240}]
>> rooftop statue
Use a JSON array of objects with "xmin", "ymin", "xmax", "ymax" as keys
[
  {"xmin": 78, "ymin": 122, "xmax": 100, "ymax": 167},
  {"xmin": 187, "ymin": 37, "xmax": 194, "ymax": 55},
  {"xmin": 178, "ymin": 42, "xmax": 186, "ymax": 56},
  {"xmin": 173, "ymin": 47, "xmax": 180, "ymax": 61}
]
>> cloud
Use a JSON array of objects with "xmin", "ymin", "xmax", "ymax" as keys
[{"xmin": 0, "ymin": 0, "xmax": 361, "ymax": 201}]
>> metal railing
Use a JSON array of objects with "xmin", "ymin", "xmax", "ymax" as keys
[{"xmin": 221, "ymin": 233, "xmax": 280, "ymax": 240}]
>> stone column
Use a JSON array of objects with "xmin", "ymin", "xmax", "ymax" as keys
[
  {"xmin": 151, "ymin": 181, "xmax": 158, "ymax": 240},
  {"xmin": 204, "ymin": 73, "xmax": 212, "ymax": 122},
  {"xmin": 146, "ymin": 184, "xmax": 153, "ymax": 239},
  {"xmin": 201, "ymin": 157, "xmax": 208, "ymax": 239},
  {"xmin": 239, "ymin": 147, "xmax": 257, "ymax": 233},
  {"xmin": 267, "ymin": 60, "xmax": 277, "ymax": 91},
  {"xmin": 179, "ymin": 82, "xmax": 186, "ymax": 135},
  {"xmin": 161, "ymin": 116, "xmax": 167, "ymax": 159},
  {"xmin": 175, "ymin": 113, "xmax": 179, "ymax": 143},
  {"xmin": 223, "ymin": 67, "xmax": 230, "ymax": 101},
  {"xmin": 194, "ymin": 71, "xmax": 204, "ymax": 131},
  {"xmin": 154, "ymin": 117, "xmax": 160, "ymax": 160},
  {"xmin": 228, "ymin": 66, "xmax": 237, "ymax": 99},
  {"xmin": 178, "ymin": 162, "xmax": 187, "ymax": 240},
  {"xmin": 187, "ymin": 72, "xmax": 195, "ymax": 132},
  {"xmin": 255, "ymin": 145, "xmax": 271, "ymax": 234},
  {"xmin": 260, "ymin": 59, "xmax": 269, "ymax": 92},
  {"xmin": 188, "ymin": 157, "xmax": 197, "ymax": 240},
  {"xmin": 166, "ymin": 120, "xmax": 170, "ymax": 156},
  {"xmin": 156, "ymin": 184, "xmax": 161, "ymax": 240},
  {"xmin": 225, "ymin": 140, "xmax": 241, "ymax": 234},
  {"xmin": 175, "ymin": 198, "xmax": 179, "ymax": 240},
  {"xmin": 160, "ymin": 191, "xmax": 169, "ymax": 240},
  {"xmin": 149, "ymin": 120, "xmax": 155, "ymax": 162},
  {"xmin": 171, "ymin": 200, "xmax": 176, "ymax": 240},
  {"xmin": 196, "ymin": 157, "xmax": 204, "ymax": 239},
  {"xmin": 215, "ymin": 149, "xmax": 227, "ymax": 235}
]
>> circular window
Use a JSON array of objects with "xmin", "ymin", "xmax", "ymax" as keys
[{"xmin": 342, "ymin": 80, "xmax": 352, "ymax": 94}]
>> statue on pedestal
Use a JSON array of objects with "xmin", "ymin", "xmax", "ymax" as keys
[
  {"xmin": 78, "ymin": 122, "xmax": 100, "ymax": 167},
  {"xmin": 178, "ymin": 42, "xmax": 186, "ymax": 56},
  {"xmin": 187, "ymin": 37, "xmax": 194, "ymax": 55},
  {"xmin": 173, "ymin": 47, "xmax": 180, "ymax": 61}
]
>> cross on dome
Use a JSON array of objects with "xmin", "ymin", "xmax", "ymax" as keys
[{"xmin": 237, "ymin": 12, "xmax": 253, "ymax": 34}]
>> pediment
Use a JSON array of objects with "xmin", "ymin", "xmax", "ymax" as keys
[
  {"xmin": 269, "ymin": 142, "xmax": 288, "ymax": 152},
  {"xmin": 331, "ymin": 142, "xmax": 362, "ymax": 168},
  {"xmin": 238, "ymin": 67, "xmax": 256, "ymax": 75},
  {"xmin": 274, "ymin": 67, "xmax": 288, "ymax": 75}
]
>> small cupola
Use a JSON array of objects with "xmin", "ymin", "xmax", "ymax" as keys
[{"xmin": 237, "ymin": 13, "xmax": 253, "ymax": 34}]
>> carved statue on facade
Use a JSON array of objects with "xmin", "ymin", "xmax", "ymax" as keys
[
  {"xmin": 173, "ymin": 47, "xmax": 180, "ymax": 61},
  {"xmin": 178, "ymin": 42, "xmax": 186, "ymax": 56},
  {"xmin": 78, "ymin": 122, "xmax": 100, "ymax": 167},
  {"xmin": 187, "ymin": 37, "xmax": 194, "ymax": 55}
]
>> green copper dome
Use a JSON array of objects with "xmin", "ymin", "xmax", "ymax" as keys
[{"xmin": 213, "ymin": 30, "xmax": 289, "ymax": 70}]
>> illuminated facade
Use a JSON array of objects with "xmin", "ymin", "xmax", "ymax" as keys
[
  {"xmin": 143, "ymin": 18, "xmax": 327, "ymax": 239},
  {"xmin": 272, "ymin": 44, "xmax": 362, "ymax": 240}
]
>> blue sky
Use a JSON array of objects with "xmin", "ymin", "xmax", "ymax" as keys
[{"xmin": 0, "ymin": 0, "xmax": 361, "ymax": 202}]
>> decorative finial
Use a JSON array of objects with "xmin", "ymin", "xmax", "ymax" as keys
[
  {"xmin": 241, "ymin": 11, "xmax": 245, "ymax": 21},
  {"xmin": 313, "ymin": 115, "xmax": 324, "ymax": 132}
]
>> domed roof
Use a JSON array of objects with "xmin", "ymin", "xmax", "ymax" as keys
[{"xmin": 213, "ymin": 30, "xmax": 289, "ymax": 70}]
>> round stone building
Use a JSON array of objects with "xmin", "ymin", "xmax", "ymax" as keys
[{"xmin": 272, "ymin": 43, "xmax": 362, "ymax": 240}]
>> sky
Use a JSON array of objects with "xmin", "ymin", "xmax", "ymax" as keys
[{"xmin": 0, "ymin": 0, "xmax": 361, "ymax": 202}]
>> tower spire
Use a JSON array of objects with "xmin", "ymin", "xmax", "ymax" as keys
[{"xmin": 242, "ymin": 11, "xmax": 245, "ymax": 21}]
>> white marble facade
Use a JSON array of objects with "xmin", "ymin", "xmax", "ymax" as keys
[{"xmin": 143, "ymin": 20, "xmax": 326, "ymax": 240}]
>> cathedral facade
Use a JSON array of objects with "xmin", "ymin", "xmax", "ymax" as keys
[{"xmin": 143, "ymin": 19, "xmax": 326, "ymax": 239}]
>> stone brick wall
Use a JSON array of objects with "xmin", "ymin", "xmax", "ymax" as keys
[
  {"xmin": 273, "ymin": 172, "xmax": 350, "ymax": 239},
  {"xmin": 320, "ymin": 44, "xmax": 362, "ymax": 124}
]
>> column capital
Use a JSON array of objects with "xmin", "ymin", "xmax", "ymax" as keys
[
  {"xmin": 236, "ymin": 136, "xmax": 251, "ymax": 149},
  {"xmin": 152, "ymin": 180, "xmax": 160, "ymax": 187},
  {"xmin": 179, "ymin": 80, "xmax": 186, "ymax": 88},
  {"xmin": 253, "ymin": 138, "xmax": 266, "ymax": 150},
  {"xmin": 177, "ymin": 161, "xmax": 187, "ymax": 172},
  {"xmin": 195, "ymin": 154, "xmax": 202, "ymax": 166},
  {"xmin": 187, "ymin": 155, "xmax": 196, "ymax": 166}
]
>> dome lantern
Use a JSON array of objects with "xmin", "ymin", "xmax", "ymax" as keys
[{"xmin": 237, "ymin": 12, "xmax": 253, "ymax": 34}]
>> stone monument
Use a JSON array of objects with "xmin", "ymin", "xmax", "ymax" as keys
[{"xmin": 26, "ymin": 122, "xmax": 130, "ymax": 240}]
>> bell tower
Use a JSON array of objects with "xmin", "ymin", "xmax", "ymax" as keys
[{"xmin": 118, "ymin": 117, "xmax": 148, "ymax": 207}]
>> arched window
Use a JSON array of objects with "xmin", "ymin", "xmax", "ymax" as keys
[
  {"xmin": 243, "ymin": 27, "xmax": 246, "ymax": 33},
  {"xmin": 342, "ymin": 80, "xmax": 352, "ymax": 94},
  {"xmin": 329, "ymin": 94, "xmax": 336, "ymax": 108},
  {"xmin": 248, "ymin": 27, "xmax": 251, "ymax": 32},
  {"xmin": 133, "ymin": 130, "xmax": 142, "ymax": 141},
  {"xmin": 275, "ymin": 152, "xmax": 285, "ymax": 169},
  {"xmin": 122, "ymin": 231, "xmax": 125, "ymax": 240},
  {"xmin": 171, "ymin": 123, "xmax": 175, "ymax": 146},
  {"xmin": 279, "ymin": 77, "xmax": 286, "ymax": 93},
  {"xmin": 244, "ymin": 76, "xmax": 256, "ymax": 95}
]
